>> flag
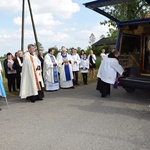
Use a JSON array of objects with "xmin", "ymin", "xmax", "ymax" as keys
[{"xmin": 0, "ymin": 76, "xmax": 6, "ymax": 98}]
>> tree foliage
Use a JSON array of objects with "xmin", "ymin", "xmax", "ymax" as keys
[
  {"xmin": 34, "ymin": 42, "xmax": 44, "ymax": 53},
  {"xmin": 100, "ymin": 0, "xmax": 150, "ymax": 39},
  {"xmin": 89, "ymin": 33, "xmax": 96, "ymax": 45},
  {"xmin": 85, "ymin": 45, "xmax": 108, "ymax": 56}
]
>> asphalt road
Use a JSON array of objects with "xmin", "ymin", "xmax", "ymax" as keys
[{"xmin": 0, "ymin": 82, "xmax": 150, "ymax": 150}]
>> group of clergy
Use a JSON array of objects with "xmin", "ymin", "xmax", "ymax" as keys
[
  {"xmin": 19, "ymin": 45, "xmax": 89, "ymax": 103},
  {"xmin": 0, "ymin": 44, "xmax": 124, "ymax": 107},
  {"xmin": 0, "ymin": 43, "xmax": 124, "ymax": 104}
]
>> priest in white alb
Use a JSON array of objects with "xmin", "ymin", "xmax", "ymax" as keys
[
  {"xmin": 57, "ymin": 46, "xmax": 74, "ymax": 88},
  {"xmin": 43, "ymin": 48, "xmax": 59, "ymax": 91},
  {"xmin": 19, "ymin": 44, "xmax": 44, "ymax": 103}
]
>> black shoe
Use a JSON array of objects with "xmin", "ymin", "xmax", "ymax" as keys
[
  {"xmin": 31, "ymin": 100, "xmax": 35, "ymax": 103},
  {"xmin": 76, "ymin": 83, "xmax": 80, "ymax": 85},
  {"xmin": 39, "ymin": 98, "xmax": 43, "ymax": 100},
  {"xmin": 101, "ymin": 95, "xmax": 110, "ymax": 98},
  {"xmin": 71, "ymin": 86, "xmax": 75, "ymax": 89},
  {"xmin": 26, "ymin": 97, "xmax": 30, "ymax": 100},
  {"xmin": 36, "ymin": 98, "xmax": 43, "ymax": 101},
  {"xmin": 0, "ymin": 108, "xmax": 2, "ymax": 111}
]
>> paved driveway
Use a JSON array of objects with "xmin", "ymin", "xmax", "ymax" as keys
[{"xmin": 0, "ymin": 82, "xmax": 150, "ymax": 150}]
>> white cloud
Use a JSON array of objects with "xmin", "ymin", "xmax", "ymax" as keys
[
  {"xmin": 0, "ymin": 33, "xmax": 18, "ymax": 40},
  {"xmin": 48, "ymin": 32, "xmax": 70, "ymax": 43},
  {"xmin": 0, "ymin": 0, "xmax": 110, "ymax": 56},
  {"xmin": 0, "ymin": 0, "xmax": 21, "ymax": 12},
  {"xmin": 13, "ymin": 17, "xmax": 22, "ymax": 25},
  {"xmin": 39, "ymin": 30, "xmax": 53, "ymax": 36},
  {"xmin": 13, "ymin": 13, "xmax": 62, "ymax": 27},
  {"xmin": 30, "ymin": 0, "xmax": 80, "ymax": 19},
  {"xmin": 75, "ymin": 24, "xmax": 109, "ymax": 42},
  {"xmin": 92, "ymin": 24, "xmax": 109, "ymax": 40},
  {"xmin": 64, "ymin": 27, "xmax": 76, "ymax": 32},
  {"xmin": 68, "ymin": 24, "xmax": 110, "ymax": 49},
  {"xmin": 0, "ymin": 0, "xmax": 80, "ymax": 18}
]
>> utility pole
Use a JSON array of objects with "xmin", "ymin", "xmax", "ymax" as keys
[
  {"xmin": 21, "ymin": 0, "xmax": 25, "ymax": 52},
  {"xmin": 27, "ymin": 0, "xmax": 39, "ymax": 52}
]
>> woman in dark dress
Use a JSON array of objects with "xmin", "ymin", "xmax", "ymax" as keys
[
  {"xmin": 88, "ymin": 50, "xmax": 96, "ymax": 78},
  {"xmin": 3, "ymin": 53, "xmax": 17, "ymax": 92}
]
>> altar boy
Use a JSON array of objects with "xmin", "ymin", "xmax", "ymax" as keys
[
  {"xmin": 80, "ymin": 53, "xmax": 89, "ymax": 85},
  {"xmin": 97, "ymin": 50, "xmax": 124, "ymax": 97}
]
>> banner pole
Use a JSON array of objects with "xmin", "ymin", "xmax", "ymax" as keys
[{"xmin": 4, "ymin": 97, "xmax": 9, "ymax": 109}]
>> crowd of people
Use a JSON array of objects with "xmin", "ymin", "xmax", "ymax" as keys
[
  {"xmin": 0, "ymin": 44, "xmax": 124, "ymax": 107},
  {"xmin": 1, "ymin": 45, "xmax": 98, "ymax": 103}
]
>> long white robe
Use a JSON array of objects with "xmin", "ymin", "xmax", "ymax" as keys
[
  {"xmin": 97, "ymin": 56, "xmax": 124, "ymax": 84},
  {"xmin": 57, "ymin": 53, "xmax": 73, "ymax": 88},
  {"xmin": 43, "ymin": 53, "xmax": 59, "ymax": 91},
  {"xmin": 71, "ymin": 53, "xmax": 80, "ymax": 71},
  {"xmin": 19, "ymin": 52, "xmax": 44, "ymax": 98}
]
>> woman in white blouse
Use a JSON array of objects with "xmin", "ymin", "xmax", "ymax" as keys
[{"xmin": 88, "ymin": 50, "xmax": 96, "ymax": 78}]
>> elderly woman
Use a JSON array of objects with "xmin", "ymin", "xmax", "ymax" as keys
[{"xmin": 4, "ymin": 53, "xmax": 17, "ymax": 92}]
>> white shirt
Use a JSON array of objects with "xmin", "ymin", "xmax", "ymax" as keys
[
  {"xmin": 80, "ymin": 58, "xmax": 89, "ymax": 73},
  {"xmin": 71, "ymin": 53, "xmax": 80, "ymax": 71},
  {"xmin": 97, "ymin": 56, "xmax": 124, "ymax": 84}
]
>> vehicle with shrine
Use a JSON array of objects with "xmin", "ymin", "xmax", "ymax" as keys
[{"xmin": 84, "ymin": 0, "xmax": 150, "ymax": 92}]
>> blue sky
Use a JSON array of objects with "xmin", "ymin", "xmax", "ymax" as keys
[{"xmin": 0, "ymin": 0, "xmax": 109, "ymax": 57}]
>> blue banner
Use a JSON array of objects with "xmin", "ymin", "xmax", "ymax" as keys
[{"xmin": 0, "ymin": 76, "xmax": 6, "ymax": 98}]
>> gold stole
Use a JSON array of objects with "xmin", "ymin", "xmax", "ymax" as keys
[{"xmin": 30, "ymin": 55, "xmax": 41, "ymax": 91}]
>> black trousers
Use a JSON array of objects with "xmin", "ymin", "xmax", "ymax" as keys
[
  {"xmin": 16, "ymin": 72, "xmax": 21, "ymax": 89},
  {"xmin": 82, "ymin": 73, "xmax": 87, "ymax": 84},
  {"xmin": 26, "ymin": 82, "xmax": 44, "ymax": 102},
  {"xmin": 96, "ymin": 78, "xmax": 110, "ymax": 97},
  {"xmin": 7, "ymin": 74, "xmax": 16, "ymax": 92},
  {"xmin": 26, "ymin": 90, "xmax": 44, "ymax": 101},
  {"xmin": 73, "ymin": 71, "xmax": 79, "ymax": 85}
]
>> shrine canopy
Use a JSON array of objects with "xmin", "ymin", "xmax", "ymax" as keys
[{"xmin": 83, "ymin": 0, "xmax": 150, "ymax": 28}]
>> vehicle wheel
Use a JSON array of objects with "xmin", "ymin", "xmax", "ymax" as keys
[{"xmin": 125, "ymin": 88, "xmax": 135, "ymax": 93}]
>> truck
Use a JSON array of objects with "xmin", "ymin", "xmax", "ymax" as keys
[{"xmin": 84, "ymin": 0, "xmax": 150, "ymax": 93}]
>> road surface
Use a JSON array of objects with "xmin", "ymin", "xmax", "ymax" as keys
[{"xmin": 0, "ymin": 82, "xmax": 150, "ymax": 150}]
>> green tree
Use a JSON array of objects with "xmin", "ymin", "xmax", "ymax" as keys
[
  {"xmin": 100, "ymin": 0, "xmax": 150, "ymax": 39},
  {"xmin": 53, "ymin": 46, "xmax": 59, "ymax": 57},
  {"xmin": 89, "ymin": 33, "xmax": 96, "ymax": 45},
  {"xmin": 34, "ymin": 42, "xmax": 44, "ymax": 53},
  {"xmin": 76, "ymin": 47, "xmax": 82, "ymax": 54},
  {"xmin": 99, "ymin": 34, "xmax": 105, "ymax": 39},
  {"xmin": 85, "ymin": 45, "xmax": 108, "ymax": 56}
]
